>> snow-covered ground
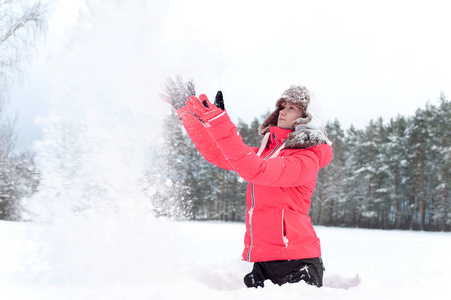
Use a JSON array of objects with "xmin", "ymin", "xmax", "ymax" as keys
[{"xmin": 1, "ymin": 218, "xmax": 450, "ymax": 299}]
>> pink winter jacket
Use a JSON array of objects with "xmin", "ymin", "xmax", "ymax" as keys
[{"xmin": 180, "ymin": 110, "xmax": 333, "ymax": 262}]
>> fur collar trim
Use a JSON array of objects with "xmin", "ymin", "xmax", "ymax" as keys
[
  {"xmin": 262, "ymin": 126, "xmax": 332, "ymax": 149},
  {"xmin": 284, "ymin": 129, "xmax": 332, "ymax": 149}
]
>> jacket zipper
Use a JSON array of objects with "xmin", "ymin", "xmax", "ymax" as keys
[{"xmin": 247, "ymin": 133, "xmax": 279, "ymax": 262}]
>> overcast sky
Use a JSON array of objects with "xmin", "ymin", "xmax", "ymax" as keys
[{"xmin": 8, "ymin": 0, "xmax": 451, "ymax": 149}]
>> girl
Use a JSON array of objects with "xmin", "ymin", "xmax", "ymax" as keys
[{"xmin": 161, "ymin": 76, "xmax": 333, "ymax": 288}]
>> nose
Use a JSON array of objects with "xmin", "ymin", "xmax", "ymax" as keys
[{"xmin": 280, "ymin": 108, "xmax": 287, "ymax": 116}]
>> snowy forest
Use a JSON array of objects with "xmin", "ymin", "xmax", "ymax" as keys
[
  {"xmin": 1, "ymin": 91, "xmax": 450, "ymax": 232},
  {"xmin": 149, "ymin": 93, "xmax": 451, "ymax": 232}
]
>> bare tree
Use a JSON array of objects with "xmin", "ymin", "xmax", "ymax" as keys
[{"xmin": 0, "ymin": 0, "xmax": 51, "ymax": 102}]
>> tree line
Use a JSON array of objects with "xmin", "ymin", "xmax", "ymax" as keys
[
  {"xmin": 313, "ymin": 92, "xmax": 451, "ymax": 231},
  {"xmin": 151, "ymin": 93, "xmax": 451, "ymax": 232}
]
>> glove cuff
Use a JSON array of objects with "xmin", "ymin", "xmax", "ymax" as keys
[
  {"xmin": 204, "ymin": 110, "xmax": 229, "ymax": 128},
  {"xmin": 176, "ymin": 105, "xmax": 191, "ymax": 119},
  {"xmin": 176, "ymin": 104, "xmax": 206, "ymax": 124}
]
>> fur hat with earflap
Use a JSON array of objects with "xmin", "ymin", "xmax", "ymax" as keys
[{"xmin": 259, "ymin": 85, "xmax": 332, "ymax": 149}]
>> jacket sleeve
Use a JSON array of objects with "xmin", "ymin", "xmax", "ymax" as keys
[
  {"xmin": 180, "ymin": 111, "xmax": 234, "ymax": 171},
  {"xmin": 206, "ymin": 113, "xmax": 320, "ymax": 187}
]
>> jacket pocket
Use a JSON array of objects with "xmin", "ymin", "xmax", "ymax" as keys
[
  {"xmin": 282, "ymin": 209, "xmax": 289, "ymax": 247},
  {"xmin": 251, "ymin": 209, "xmax": 286, "ymax": 247},
  {"xmin": 283, "ymin": 209, "xmax": 319, "ymax": 245}
]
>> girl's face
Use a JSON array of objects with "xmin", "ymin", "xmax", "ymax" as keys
[{"xmin": 277, "ymin": 102, "xmax": 305, "ymax": 129}]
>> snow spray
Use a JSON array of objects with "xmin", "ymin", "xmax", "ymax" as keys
[{"xmin": 24, "ymin": 0, "xmax": 224, "ymax": 285}]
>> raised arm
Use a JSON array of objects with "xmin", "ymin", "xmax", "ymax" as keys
[
  {"xmin": 160, "ymin": 76, "xmax": 232, "ymax": 170},
  {"xmin": 186, "ymin": 94, "xmax": 323, "ymax": 187}
]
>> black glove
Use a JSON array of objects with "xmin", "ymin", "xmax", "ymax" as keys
[
  {"xmin": 160, "ymin": 75, "xmax": 196, "ymax": 110},
  {"xmin": 214, "ymin": 91, "xmax": 225, "ymax": 110},
  {"xmin": 201, "ymin": 90, "xmax": 224, "ymax": 110}
]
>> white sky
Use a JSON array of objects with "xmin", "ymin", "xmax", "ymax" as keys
[
  {"xmin": 8, "ymin": 0, "xmax": 451, "ymax": 149},
  {"xmin": 170, "ymin": 0, "xmax": 451, "ymax": 127}
]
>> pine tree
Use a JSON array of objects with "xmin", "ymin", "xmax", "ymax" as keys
[
  {"xmin": 311, "ymin": 119, "xmax": 346, "ymax": 226},
  {"xmin": 148, "ymin": 111, "xmax": 193, "ymax": 219},
  {"xmin": 347, "ymin": 120, "xmax": 381, "ymax": 228},
  {"xmin": 385, "ymin": 115, "xmax": 409, "ymax": 229},
  {"xmin": 406, "ymin": 106, "xmax": 433, "ymax": 230},
  {"xmin": 429, "ymin": 93, "xmax": 451, "ymax": 230},
  {"xmin": 342, "ymin": 125, "xmax": 364, "ymax": 227},
  {"xmin": 183, "ymin": 135, "xmax": 211, "ymax": 219},
  {"xmin": 372, "ymin": 117, "xmax": 394, "ymax": 228}
]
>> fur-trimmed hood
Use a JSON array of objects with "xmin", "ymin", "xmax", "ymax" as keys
[{"xmin": 259, "ymin": 85, "xmax": 331, "ymax": 149}]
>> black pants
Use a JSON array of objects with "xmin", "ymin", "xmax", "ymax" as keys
[{"xmin": 244, "ymin": 257, "xmax": 324, "ymax": 288}]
